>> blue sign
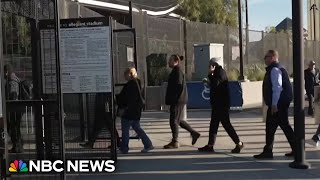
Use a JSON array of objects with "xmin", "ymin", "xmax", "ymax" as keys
[{"xmin": 187, "ymin": 81, "xmax": 243, "ymax": 109}]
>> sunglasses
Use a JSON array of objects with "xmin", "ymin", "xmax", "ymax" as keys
[{"xmin": 264, "ymin": 55, "xmax": 272, "ymax": 60}]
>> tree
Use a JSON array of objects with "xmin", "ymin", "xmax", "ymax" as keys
[
  {"xmin": 265, "ymin": 26, "xmax": 277, "ymax": 33},
  {"xmin": 176, "ymin": 0, "xmax": 238, "ymax": 27}
]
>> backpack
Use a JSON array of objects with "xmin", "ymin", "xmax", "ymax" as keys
[{"xmin": 19, "ymin": 80, "xmax": 33, "ymax": 100}]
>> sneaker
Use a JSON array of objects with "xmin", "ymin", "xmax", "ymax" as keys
[
  {"xmin": 231, "ymin": 142, "xmax": 244, "ymax": 153},
  {"xmin": 316, "ymin": 140, "xmax": 320, "ymax": 147},
  {"xmin": 163, "ymin": 141, "xmax": 179, "ymax": 149},
  {"xmin": 141, "ymin": 146, "xmax": 154, "ymax": 153},
  {"xmin": 285, "ymin": 151, "xmax": 294, "ymax": 157},
  {"xmin": 253, "ymin": 152, "xmax": 273, "ymax": 159},
  {"xmin": 312, "ymin": 135, "xmax": 319, "ymax": 143},
  {"xmin": 79, "ymin": 142, "xmax": 94, "ymax": 148},
  {"xmin": 191, "ymin": 132, "xmax": 201, "ymax": 145},
  {"xmin": 198, "ymin": 145, "xmax": 214, "ymax": 152}
]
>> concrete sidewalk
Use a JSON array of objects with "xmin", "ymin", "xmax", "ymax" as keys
[{"xmin": 76, "ymin": 109, "xmax": 320, "ymax": 180}]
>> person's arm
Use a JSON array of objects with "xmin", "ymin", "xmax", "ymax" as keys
[
  {"xmin": 270, "ymin": 67, "xmax": 283, "ymax": 107},
  {"xmin": 209, "ymin": 68, "xmax": 227, "ymax": 89},
  {"xmin": 117, "ymin": 84, "xmax": 128, "ymax": 107},
  {"xmin": 175, "ymin": 70, "xmax": 184, "ymax": 101}
]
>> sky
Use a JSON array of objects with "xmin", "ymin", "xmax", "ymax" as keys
[{"xmin": 248, "ymin": 0, "xmax": 308, "ymax": 31}]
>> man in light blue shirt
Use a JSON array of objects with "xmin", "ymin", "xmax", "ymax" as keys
[{"xmin": 254, "ymin": 50, "xmax": 295, "ymax": 159}]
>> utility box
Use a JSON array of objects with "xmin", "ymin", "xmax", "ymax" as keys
[{"xmin": 193, "ymin": 43, "xmax": 224, "ymax": 80}]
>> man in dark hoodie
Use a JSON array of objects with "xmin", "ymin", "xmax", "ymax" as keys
[
  {"xmin": 254, "ymin": 50, "xmax": 295, "ymax": 159},
  {"xmin": 198, "ymin": 58, "xmax": 244, "ymax": 153},
  {"xmin": 304, "ymin": 60, "xmax": 320, "ymax": 116},
  {"xmin": 164, "ymin": 55, "xmax": 200, "ymax": 149},
  {"xmin": 4, "ymin": 64, "xmax": 23, "ymax": 153}
]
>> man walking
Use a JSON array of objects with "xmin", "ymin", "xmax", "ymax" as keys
[
  {"xmin": 4, "ymin": 64, "xmax": 23, "ymax": 153},
  {"xmin": 304, "ymin": 60, "xmax": 320, "ymax": 116},
  {"xmin": 254, "ymin": 50, "xmax": 295, "ymax": 159},
  {"xmin": 198, "ymin": 58, "xmax": 244, "ymax": 153}
]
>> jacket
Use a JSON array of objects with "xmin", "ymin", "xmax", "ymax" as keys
[
  {"xmin": 263, "ymin": 62, "xmax": 293, "ymax": 107},
  {"xmin": 304, "ymin": 68, "xmax": 320, "ymax": 95},
  {"xmin": 208, "ymin": 65, "xmax": 230, "ymax": 110},
  {"xmin": 165, "ymin": 66, "xmax": 188, "ymax": 105},
  {"xmin": 117, "ymin": 78, "xmax": 144, "ymax": 120}
]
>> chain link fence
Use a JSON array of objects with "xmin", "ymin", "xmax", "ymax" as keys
[{"xmin": 131, "ymin": 13, "xmax": 320, "ymax": 84}]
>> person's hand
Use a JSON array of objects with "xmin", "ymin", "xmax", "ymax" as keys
[
  {"xmin": 271, "ymin": 105, "xmax": 278, "ymax": 115},
  {"xmin": 202, "ymin": 78, "xmax": 208, "ymax": 84}
]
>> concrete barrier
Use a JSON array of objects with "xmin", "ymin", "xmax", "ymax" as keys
[{"xmin": 145, "ymin": 86, "xmax": 162, "ymax": 110}]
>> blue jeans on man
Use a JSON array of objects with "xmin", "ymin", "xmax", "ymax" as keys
[{"xmin": 121, "ymin": 119, "xmax": 153, "ymax": 153}]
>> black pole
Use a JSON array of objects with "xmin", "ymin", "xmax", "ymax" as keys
[
  {"xmin": 313, "ymin": 7, "xmax": 316, "ymax": 40},
  {"xmin": 310, "ymin": 4, "xmax": 318, "ymax": 40},
  {"xmin": 245, "ymin": 0, "xmax": 249, "ymax": 65},
  {"xmin": 289, "ymin": 0, "xmax": 310, "ymax": 169},
  {"xmin": 129, "ymin": 1, "xmax": 133, "ymax": 28},
  {"xmin": 54, "ymin": 0, "xmax": 66, "ymax": 178},
  {"xmin": 238, "ymin": 0, "xmax": 244, "ymax": 80}
]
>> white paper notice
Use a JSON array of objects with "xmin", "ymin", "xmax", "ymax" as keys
[
  {"xmin": 40, "ymin": 19, "xmax": 112, "ymax": 94},
  {"xmin": 60, "ymin": 26, "xmax": 112, "ymax": 93},
  {"xmin": 127, "ymin": 46, "xmax": 134, "ymax": 62}
]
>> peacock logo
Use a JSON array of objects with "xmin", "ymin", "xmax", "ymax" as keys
[{"xmin": 9, "ymin": 160, "xmax": 28, "ymax": 173}]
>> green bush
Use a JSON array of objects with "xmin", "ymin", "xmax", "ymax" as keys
[
  {"xmin": 227, "ymin": 68, "xmax": 240, "ymax": 81},
  {"xmin": 245, "ymin": 64, "xmax": 265, "ymax": 81},
  {"xmin": 227, "ymin": 64, "xmax": 266, "ymax": 81}
]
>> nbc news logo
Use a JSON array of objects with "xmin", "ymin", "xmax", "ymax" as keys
[
  {"xmin": 9, "ymin": 160, "xmax": 28, "ymax": 173},
  {"xmin": 8, "ymin": 159, "xmax": 115, "ymax": 173}
]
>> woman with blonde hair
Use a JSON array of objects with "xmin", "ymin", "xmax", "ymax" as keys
[{"xmin": 116, "ymin": 67, "xmax": 153, "ymax": 153}]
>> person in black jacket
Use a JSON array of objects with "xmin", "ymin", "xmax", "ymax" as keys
[
  {"xmin": 79, "ymin": 93, "xmax": 120, "ymax": 149},
  {"xmin": 163, "ymin": 55, "xmax": 200, "ymax": 149},
  {"xmin": 198, "ymin": 58, "xmax": 244, "ymax": 153},
  {"xmin": 4, "ymin": 64, "xmax": 24, "ymax": 153},
  {"xmin": 254, "ymin": 50, "xmax": 295, "ymax": 159},
  {"xmin": 304, "ymin": 60, "xmax": 320, "ymax": 116},
  {"xmin": 117, "ymin": 67, "xmax": 153, "ymax": 154}
]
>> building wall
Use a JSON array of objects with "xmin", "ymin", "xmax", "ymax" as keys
[
  {"xmin": 61, "ymin": 0, "xmax": 103, "ymax": 18},
  {"xmin": 308, "ymin": 0, "xmax": 320, "ymax": 40}
]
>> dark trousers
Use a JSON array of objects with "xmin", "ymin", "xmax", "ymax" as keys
[
  {"xmin": 8, "ymin": 112, "xmax": 22, "ymax": 147},
  {"xmin": 89, "ymin": 112, "xmax": 120, "ymax": 146},
  {"xmin": 208, "ymin": 108, "xmax": 240, "ymax": 145},
  {"xmin": 263, "ymin": 105, "xmax": 295, "ymax": 153},
  {"xmin": 307, "ymin": 94, "xmax": 314, "ymax": 115},
  {"xmin": 169, "ymin": 104, "xmax": 196, "ymax": 142}
]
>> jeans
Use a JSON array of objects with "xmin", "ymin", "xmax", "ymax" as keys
[{"xmin": 121, "ymin": 119, "xmax": 152, "ymax": 153}]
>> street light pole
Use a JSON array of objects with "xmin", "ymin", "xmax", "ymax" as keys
[
  {"xmin": 310, "ymin": 3, "xmax": 318, "ymax": 40},
  {"xmin": 289, "ymin": 0, "xmax": 311, "ymax": 169},
  {"xmin": 238, "ymin": 0, "xmax": 244, "ymax": 81},
  {"xmin": 245, "ymin": 0, "xmax": 249, "ymax": 65}
]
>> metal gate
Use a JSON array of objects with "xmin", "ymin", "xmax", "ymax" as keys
[{"xmin": 0, "ymin": 0, "xmax": 65, "ymax": 179}]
